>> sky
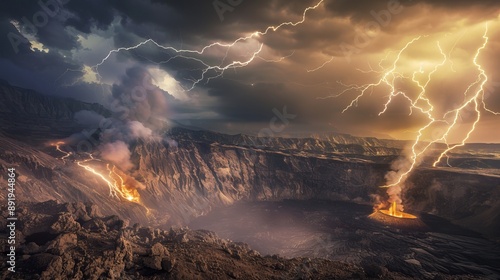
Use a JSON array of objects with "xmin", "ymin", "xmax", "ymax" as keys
[{"xmin": 1, "ymin": 0, "xmax": 499, "ymax": 142}]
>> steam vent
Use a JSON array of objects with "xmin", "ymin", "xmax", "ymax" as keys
[{"xmin": 369, "ymin": 202, "xmax": 427, "ymax": 230}]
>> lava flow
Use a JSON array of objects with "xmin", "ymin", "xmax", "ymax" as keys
[
  {"xmin": 379, "ymin": 201, "xmax": 417, "ymax": 219},
  {"xmin": 330, "ymin": 24, "xmax": 496, "ymax": 218},
  {"xmin": 53, "ymin": 141, "xmax": 72, "ymax": 162},
  {"xmin": 107, "ymin": 164, "xmax": 141, "ymax": 203},
  {"xmin": 369, "ymin": 201, "xmax": 424, "ymax": 230},
  {"xmin": 51, "ymin": 142, "xmax": 143, "ymax": 205}
]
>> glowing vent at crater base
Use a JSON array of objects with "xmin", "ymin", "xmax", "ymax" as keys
[{"xmin": 379, "ymin": 201, "xmax": 417, "ymax": 219}]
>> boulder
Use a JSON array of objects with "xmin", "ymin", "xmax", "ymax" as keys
[{"xmin": 50, "ymin": 213, "xmax": 81, "ymax": 234}]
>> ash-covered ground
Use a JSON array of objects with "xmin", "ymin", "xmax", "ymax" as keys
[
  {"xmin": 2, "ymin": 84, "xmax": 500, "ymax": 279},
  {"xmin": 0, "ymin": 201, "xmax": 442, "ymax": 280},
  {"xmin": 190, "ymin": 200, "xmax": 500, "ymax": 279}
]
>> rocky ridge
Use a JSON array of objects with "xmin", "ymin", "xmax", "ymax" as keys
[
  {"xmin": 0, "ymin": 80, "xmax": 109, "ymax": 142},
  {"xmin": 0, "ymin": 201, "xmax": 436, "ymax": 280},
  {"xmin": 1, "ymin": 82, "xmax": 500, "ymax": 241}
]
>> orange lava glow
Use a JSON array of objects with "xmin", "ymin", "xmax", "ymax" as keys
[
  {"xmin": 107, "ymin": 164, "xmax": 141, "ymax": 203},
  {"xmin": 50, "ymin": 142, "xmax": 152, "ymax": 215},
  {"xmin": 379, "ymin": 201, "xmax": 417, "ymax": 219},
  {"xmin": 51, "ymin": 141, "xmax": 72, "ymax": 161}
]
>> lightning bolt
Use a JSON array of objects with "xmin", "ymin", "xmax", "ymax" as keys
[
  {"xmin": 335, "ymin": 36, "xmax": 421, "ymax": 114},
  {"xmin": 307, "ymin": 56, "xmax": 335, "ymax": 73},
  {"xmin": 79, "ymin": 158, "xmax": 151, "ymax": 213},
  {"xmin": 107, "ymin": 164, "xmax": 141, "ymax": 203},
  {"xmin": 79, "ymin": 1, "xmax": 324, "ymax": 91},
  {"xmin": 378, "ymin": 40, "xmax": 449, "ymax": 188},
  {"xmin": 433, "ymin": 24, "xmax": 494, "ymax": 167},
  {"xmin": 326, "ymin": 24, "xmax": 496, "ymax": 211}
]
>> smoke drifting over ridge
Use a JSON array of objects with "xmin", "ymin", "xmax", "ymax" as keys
[
  {"xmin": 99, "ymin": 140, "xmax": 134, "ymax": 171},
  {"xmin": 110, "ymin": 67, "xmax": 171, "ymax": 128},
  {"xmin": 74, "ymin": 110, "xmax": 105, "ymax": 128},
  {"xmin": 98, "ymin": 67, "xmax": 171, "ymax": 170},
  {"xmin": 70, "ymin": 67, "xmax": 173, "ymax": 171}
]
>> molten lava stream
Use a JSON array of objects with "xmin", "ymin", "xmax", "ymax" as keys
[
  {"xmin": 107, "ymin": 164, "xmax": 141, "ymax": 203},
  {"xmin": 379, "ymin": 201, "xmax": 417, "ymax": 219}
]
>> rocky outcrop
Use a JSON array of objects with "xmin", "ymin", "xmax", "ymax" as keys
[
  {"xmin": 2, "ymin": 125, "xmax": 500, "ymax": 240},
  {"xmin": 1, "ymin": 201, "xmax": 422, "ymax": 280},
  {"xmin": 1, "ymin": 83, "xmax": 499, "ymax": 241}
]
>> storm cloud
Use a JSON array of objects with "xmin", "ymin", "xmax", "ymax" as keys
[{"xmin": 0, "ymin": 0, "xmax": 499, "ymax": 141}]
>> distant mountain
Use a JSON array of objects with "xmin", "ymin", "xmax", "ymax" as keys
[
  {"xmin": 0, "ymin": 83, "xmax": 499, "ymax": 242},
  {"xmin": 0, "ymin": 81, "xmax": 109, "ymax": 142}
]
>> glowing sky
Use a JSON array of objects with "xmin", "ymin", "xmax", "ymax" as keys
[{"xmin": 1, "ymin": 0, "xmax": 499, "ymax": 142}]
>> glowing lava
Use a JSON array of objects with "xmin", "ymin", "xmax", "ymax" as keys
[
  {"xmin": 325, "ymin": 23, "xmax": 497, "ymax": 215},
  {"xmin": 76, "ymin": 158, "xmax": 151, "ymax": 215},
  {"xmin": 107, "ymin": 164, "xmax": 141, "ymax": 203},
  {"xmin": 379, "ymin": 201, "xmax": 417, "ymax": 219},
  {"xmin": 51, "ymin": 142, "xmax": 143, "ymax": 205},
  {"xmin": 51, "ymin": 141, "xmax": 72, "ymax": 161}
]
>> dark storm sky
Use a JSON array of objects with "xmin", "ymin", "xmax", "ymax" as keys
[{"xmin": 1, "ymin": 0, "xmax": 499, "ymax": 142}]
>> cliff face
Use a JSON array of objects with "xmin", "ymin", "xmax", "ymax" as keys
[
  {"xmin": 131, "ymin": 132, "xmax": 500, "ymax": 241},
  {"xmin": 1, "ymin": 83, "xmax": 500, "ymax": 241},
  {"xmin": 0, "ymin": 81, "xmax": 108, "ymax": 120},
  {"xmin": 132, "ymin": 136, "xmax": 391, "ymax": 226},
  {"xmin": 166, "ymin": 127, "xmax": 406, "ymax": 156}
]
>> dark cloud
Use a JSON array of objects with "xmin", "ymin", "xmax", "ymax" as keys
[
  {"xmin": 324, "ymin": 0, "xmax": 500, "ymax": 21},
  {"xmin": 0, "ymin": 0, "xmax": 499, "ymax": 141},
  {"xmin": 64, "ymin": 0, "xmax": 115, "ymax": 33},
  {"xmin": 206, "ymin": 79, "xmax": 295, "ymax": 122},
  {"xmin": 0, "ymin": 18, "xmax": 31, "ymax": 56},
  {"xmin": 111, "ymin": 66, "xmax": 172, "ymax": 127},
  {"xmin": 35, "ymin": 19, "xmax": 79, "ymax": 51}
]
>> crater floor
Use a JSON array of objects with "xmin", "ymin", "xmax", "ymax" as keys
[{"xmin": 190, "ymin": 200, "xmax": 500, "ymax": 279}]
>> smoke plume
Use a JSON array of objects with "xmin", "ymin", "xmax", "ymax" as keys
[
  {"xmin": 99, "ymin": 140, "xmax": 134, "ymax": 171},
  {"xmin": 382, "ymin": 146, "xmax": 426, "ymax": 212},
  {"xmin": 96, "ymin": 67, "xmax": 170, "ymax": 171},
  {"xmin": 62, "ymin": 67, "xmax": 179, "ymax": 199}
]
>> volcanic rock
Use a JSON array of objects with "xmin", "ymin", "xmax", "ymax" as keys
[
  {"xmin": 0, "ymin": 201, "xmax": 423, "ymax": 280},
  {"xmin": 50, "ymin": 213, "xmax": 81, "ymax": 234}
]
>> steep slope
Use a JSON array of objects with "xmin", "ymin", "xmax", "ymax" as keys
[
  {"xmin": 1, "ymin": 84, "xmax": 499, "ymax": 241},
  {"xmin": 131, "ymin": 133, "xmax": 500, "ymax": 241},
  {"xmin": 0, "ymin": 136, "xmax": 149, "ymax": 224}
]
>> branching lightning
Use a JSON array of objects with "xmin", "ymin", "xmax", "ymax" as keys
[
  {"xmin": 54, "ymin": 0, "xmax": 498, "ymax": 216},
  {"xmin": 335, "ymin": 36, "xmax": 421, "ymax": 114},
  {"xmin": 433, "ymin": 25, "xmax": 498, "ymax": 167},
  {"xmin": 77, "ymin": 156, "xmax": 120, "ymax": 198},
  {"xmin": 307, "ymin": 56, "xmax": 335, "ymax": 73},
  {"xmin": 82, "ymin": 1, "xmax": 324, "ymax": 91},
  {"xmin": 325, "ymin": 24, "xmax": 497, "ymax": 211}
]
